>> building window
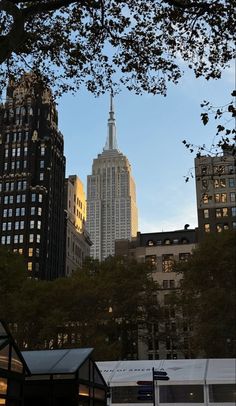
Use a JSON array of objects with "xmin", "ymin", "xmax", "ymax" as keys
[
  {"xmin": 27, "ymin": 262, "xmax": 32, "ymax": 271},
  {"xmin": 162, "ymin": 254, "xmax": 174, "ymax": 272},
  {"xmin": 202, "ymin": 179, "xmax": 208, "ymax": 188},
  {"xmin": 203, "ymin": 209, "xmax": 209, "ymax": 219},
  {"xmin": 215, "ymin": 165, "xmax": 225, "ymax": 174},
  {"xmin": 215, "ymin": 193, "xmax": 227, "ymax": 203},
  {"xmin": 232, "ymin": 221, "xmax": 236, "ymax": 229},
  {"xmin": 145, "ymin": 255, "xmax": 157, "ymax": 267},
  {"xmin": 204, "ymin": 224, "xmax": 210, "ymax": 233},
  {"xmin": 29, "ymin": 234, "xmax": 34, "ymax": 243},
  {"xmin": 232, "ymin": 207, "xmax": 236, "ymax": 217},
  {"xmin": 39, "ymin": 173, "xmax": 44, "ymax": 181},
  {"xmin": 214, "ymin": 178, "xmax": 226, "ymax": 188},
  {"xmin": 163, "ymin": 280, "xmax": 169, "ymax": 289},
  {"xmin": 230, "ymin": 192, "xmax": 236, "ymax": 202},
  {"xmin": 28, "ymin": 248, "xmax": 33, "ymax": 257},
  {"xmin": 147, "ymin": 240, "xmax": 155, "ymax": 246},
  {"xmin": 216, "ymin": 208, "xmax": 228, "ymax": 217},
  {"xmin": 216, "ymin": 224, "xmax": 223, "ymax": 233},
  {"xmin": 229, "ymin": 178, "xmax": 235, "ymax": 187},
  {"xmin": 202, "ymin": 194, "xmax": 209, "ymax": 204},
  {"xmin": 179, "ymin": 253, "xmax": 190, "ymax": 261}
]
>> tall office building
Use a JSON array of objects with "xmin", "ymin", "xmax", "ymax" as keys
[
  {"xmin": 64, "ymin": 175, "xmax": 92, "ymax": 275},
  {"xmin": 195, "ymin": 145, "xmax": 236, "ymax": 239},
  {"xmin": 0, "ymin": 74, "xmax": 66, "ymax": 279},
  {"xmin": 87, "ymin": 96, "xmax": 138, "ymax": 261}
]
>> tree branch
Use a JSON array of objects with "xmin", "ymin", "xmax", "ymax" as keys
[{"xmin": 0, "ymin": 0, "xmax": 26, "ymax": 63}]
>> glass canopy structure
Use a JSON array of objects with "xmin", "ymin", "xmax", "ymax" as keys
[
  {"xmin": 0, "ymin": 320, "xmax": 29, "ymax": 406},
  {"xmin": 22, "ymin": 348, "xmax": 107, "ymax": 406}
]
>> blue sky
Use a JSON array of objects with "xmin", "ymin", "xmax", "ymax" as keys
[{"xmin": 57, "ymin": 65, "xmax": 234, "ymax": 233}]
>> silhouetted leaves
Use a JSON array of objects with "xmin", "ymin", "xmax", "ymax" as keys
[{"xmin": 0, "ymin": 0, "xmax": 235, "ymax": 97}]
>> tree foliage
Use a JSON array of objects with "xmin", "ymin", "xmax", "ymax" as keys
[
  {"xmin": 176, "ymin": 231, "xmax": 236, "ymax": 358},
  {"xmin": 0, "ymin": 0, "xmax": 235, "ymax": 97},
  {"xmin": 0, "ymin": 251, "xmax": 159, "ymax": 360}
]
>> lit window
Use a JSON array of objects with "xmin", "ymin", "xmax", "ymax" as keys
[
  {"xmin": 222, "ymin": 208, "xmax": 228, "ymax": 217},
  {"xmin": 216, "ymin": 224, "xmax": 222, "ymax": 233},
  {"xmin": 147, "ymin": 240, "xmax": 155, "ymax": 246},
  {"xmin": 28, "ymin": 248, "xmax": 33, "ymax": 257},
  {"xmin": 203, "ymin": 209, "xmax": 209, "ymax": 219},
  {"xmin": 39, "ymin": 173, "xmax": 44, "ymax": 181},
  {"xmin": 29, "ymin": 234, "xmax": 34, "ymax": 243},
  {"xmin": 221, "ymin": 193, "xmax": 227, "ymax": 203},
  {"xmin": 202, "ymin": 194, "xmax": 209, "ymax": 204},
  {"xmin": 162, "ymin": 254, "xmax": 174, "ymax": 272},
  {"xmin": 28, "ymin": 262, "xmax": 32, "ymax": 271},
  {"xmin": 204, "ymin": 224, "xmax": 210, "ymax": 233}
]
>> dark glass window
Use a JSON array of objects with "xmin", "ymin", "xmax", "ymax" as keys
[
  {"xmin": 160, "ymin": 385, "xmax": 204, "ymax": 403},
  {"xmin": 112, "ymin": 386, "xmax": 152, "ymax": 403},
  {"xmin": 209, "ymin": 384, "xmax": 236, "ymax": 402}
]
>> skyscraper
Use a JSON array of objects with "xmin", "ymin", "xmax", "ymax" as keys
[
  {"xmin": 87, "ymin": 96, "xmax": 138, "ymax": 261},
  {"xmin": 64, "ymin": 175, "xmax": 92, "ymax": 275},
  {"xmin": 0, "ymin": 74, "xmax": 66, "ymax": 279}
]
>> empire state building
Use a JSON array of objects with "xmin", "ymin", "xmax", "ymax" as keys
[{"xmin": 87, "ymin": 96, "xmax": 138, "ymax": 261}]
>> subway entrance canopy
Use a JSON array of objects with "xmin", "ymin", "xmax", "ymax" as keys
[
  {"xmin": 22, "ymin": 348, "xmax": 107, "ymax": 406},
  {"xmin": 0, "ymin": 320, "xmax": 30, "ymax": 406}
]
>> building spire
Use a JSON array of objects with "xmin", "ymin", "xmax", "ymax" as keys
[{"xmin": 104, "ymin": 92, "xmax": 118, "ymax": 151}]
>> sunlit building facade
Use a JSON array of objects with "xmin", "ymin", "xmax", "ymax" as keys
[
  {"xmin": 64, "ymin": 175, "xmax": 92, "ymax": 275},
  {"xmin": 87, "ymin": 96, "xmax": 138, "ymax": 261}
]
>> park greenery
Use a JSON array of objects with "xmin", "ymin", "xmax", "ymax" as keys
[
  {"xmin": 175, "ymin": 230, "xmax": 236, "ymax": 358},
  {"xmin": 0, "ymin": 0, "xmax": 235, "ymax": 98},
  {"xmin": 1, "ymin": 231, "xmax": 235, "ymax": 359}
]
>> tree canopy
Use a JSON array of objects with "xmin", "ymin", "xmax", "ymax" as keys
[
  {"xmin": 0, "ymin": 251, "xmax": 159, "ymax": 360},
  {"xmin": 0, "ymin": 0, "xmax": 234, "ymax": 97},
  {"xmin": 176, "ymin": 231, "xmax": 236, "ymax": 358}
]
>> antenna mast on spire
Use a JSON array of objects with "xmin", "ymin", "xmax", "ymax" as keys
[{"xmin": 104, "ymin": 92, "xmax": 118, "ymax": 151}]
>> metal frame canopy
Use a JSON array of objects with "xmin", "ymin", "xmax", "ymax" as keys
[
  {"xmin": 22, "ymin": 348, "xmax": 107, "ymax": 406},
  {"xmin": 0, "ymin": 320, "xmax": 30, "ymax": 406}
]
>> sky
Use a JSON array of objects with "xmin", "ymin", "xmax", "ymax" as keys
[{"xmin": 57, "ymin": 65, "xmax": 234, "ymax": 233}]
